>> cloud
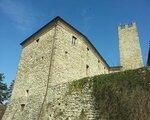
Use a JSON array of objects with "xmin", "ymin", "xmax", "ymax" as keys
[
  {"xmin": 0, "ymin": 0, "xmax": 36, "ymax": 31},
  {"xmin": 81, "ymin": 8, "xmax": 94, "ymax": 32}
]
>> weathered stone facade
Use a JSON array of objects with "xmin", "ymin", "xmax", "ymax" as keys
[
  {"xmin": 3, "ymin": 24, "xmax": 56, "ymax": 120},
  {"xmin": 2, "ymin": 17, "xmax": 144, "ymax": 120},
  {"xmin": 118, "ymin": 22, "xmax": 144, "ymax": 70}
]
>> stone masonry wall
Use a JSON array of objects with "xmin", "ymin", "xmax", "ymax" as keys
[
  {"xmin": 34, "ymin": 22, "xmax": 109, "ymax": 119},
  {"xmin": 38, "ymin": 81, "xmax": 97, "ymax": 120},
  {"xmin": 3, "ymin": 20, "xmax": 109, "ymax": 120},
  {"xmin": 118, "ymin": 23, "xmax": 144, "ymax": 70},
  {"xmin": 2, "ymin": 26, "xmax": 56, "ymax": 120},
  {"xmin": 50, "ymin": 22, "xmax": 109, "ymax": 85}
]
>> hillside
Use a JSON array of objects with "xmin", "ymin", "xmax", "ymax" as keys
[
  {"xmin": 2, "ymin": 67, "xmax": 150, "ymax": 120},
  {"xmin": 69, "ymin": 67, "xmax": 150, "ymax": 120}
]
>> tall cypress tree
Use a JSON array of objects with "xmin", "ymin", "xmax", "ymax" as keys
[
  {"xmin": 7, "ymin": 80, "xmax": 15, "ymax": 102},
  {"xmin": 147, "ymin": 47, "xmax": 150, "ymax": 66},
  {"xmin": 0, "ymin": 73, "xmax": 8, "ymax": 104}
]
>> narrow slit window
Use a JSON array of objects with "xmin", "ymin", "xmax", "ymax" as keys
[
  {"xmin": 36, "ymin": 39, "xmax": 39, "ymax": 43},
  {"xmin": 26, "ymin": 90, "xmax": 29, "ymax": 97},
  {"xmin": 86, "ymin": 65, "xmax": 89, "ymax": 69},
  {"xmin": 26, "ymin": 90, "xmax": 29, "ymax": 93},
  {"xmin": 21, "ymin": 104, "xmax": 25, "ymax": 111},
  {"xmin": 72, "ymin": 36, "xmax": 77, "ymax": 45},
  {"xmin": 86, "ymin": 65, "xmax": 89, "ymax": 76},
  {"xmin": 87, "ymin": 47, "xmax": 89, "ymax": 51},
  {"xmin": 65, "ymin": 51, "xmax": 68, "ymax": 54}
]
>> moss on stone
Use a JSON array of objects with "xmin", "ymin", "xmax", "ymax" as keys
[{"xmin": 68, "ymin": 77, "xmax": 90, "ymax": 94}]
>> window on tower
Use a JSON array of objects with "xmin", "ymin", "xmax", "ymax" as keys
[
  {"xmin": 128, "ymin": 23, "xmax": 133, "ymax": 27},
  {"xmin": 72, "ymin": 36, "xmax": 77, "ymax": 45},
  {"xmin": 120, "ymin": 25, "xmax": 125, "ymax": 29},
  {"xmin": 21, "ymin": 104, "xmax": 25, "ymax": 111}
]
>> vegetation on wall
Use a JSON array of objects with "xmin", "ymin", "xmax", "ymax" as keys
[
  {"xmin": 69, "ymin": 67, "xmax": 150, "ymax": 120},
  {"xmin": 68, "ymin": 77, "xmax": 89, "ymax": 94}
]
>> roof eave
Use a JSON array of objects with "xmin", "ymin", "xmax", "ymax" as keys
[
  {"xmin": 20, "ymin": 16, "xmax": 110, "ymax": 68},
  {"xmin": 20, "ymin": 16, "xmax": 61, "ymax": 46}
]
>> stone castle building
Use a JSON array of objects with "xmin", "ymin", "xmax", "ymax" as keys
[{"xmin": 2, "ymin": 16, "xmax": 144, "ymax": 120}]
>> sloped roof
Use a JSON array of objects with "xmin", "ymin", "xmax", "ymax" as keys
[{"xmin": 20, "ymin": 16, "xmax": 110, "ymax": 68}]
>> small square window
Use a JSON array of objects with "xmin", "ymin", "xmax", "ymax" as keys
[
  {"xmin": 87, "ymin": 47, "xmax": 89, "ymax": 51},
  {"xmin": 72, "ymin": 36, "xmax": 77, "ymax": 45}
]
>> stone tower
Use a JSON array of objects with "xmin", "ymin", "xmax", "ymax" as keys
[
  {"xmin": 118, "ymin": 22, "xmax": 144, "ymax": 70},
  {"xmin": 2, "ymin": 16, "xmax": 110, "ymax": 120}
]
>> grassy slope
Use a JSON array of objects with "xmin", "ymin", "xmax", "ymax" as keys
[
  {"xmin": 1, "ymin": 67, "xmax": 149, "ymax": 120},
  {"xmin": 70, "ymin": 67, "xmax": 150, "ymax": 120}
]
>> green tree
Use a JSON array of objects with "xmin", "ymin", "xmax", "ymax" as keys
[
  {"xmin": 7, "ymin": 80, "xmax": 15, "ymax": 102},
  {"xmin": 0, "ymin": 73, "xmax": 8, "ymax": 104},
  {"xmin": 147, "ymin": 47, "xmax": 150, "ymax": 66}
]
